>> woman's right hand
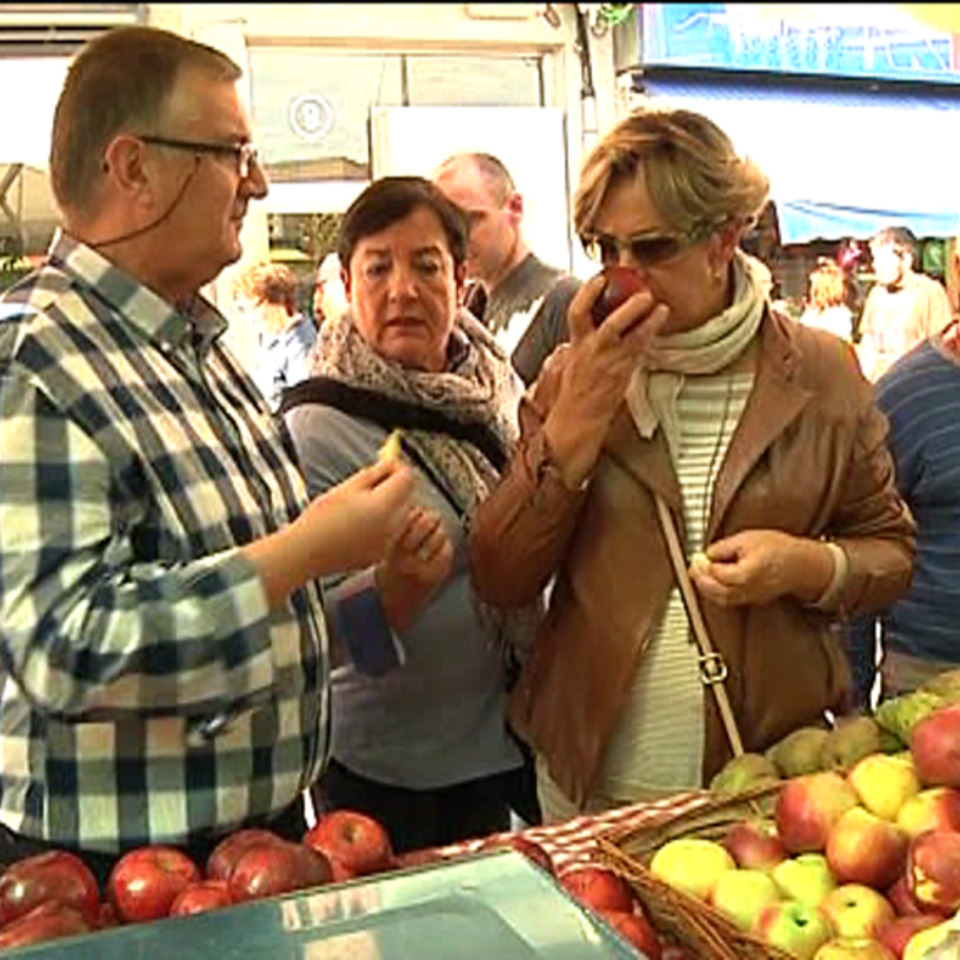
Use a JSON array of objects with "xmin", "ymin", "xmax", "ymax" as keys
[
  {"xmin": 376, "ymin": 505, "xmax": 455, "ymax": 630},
  {"xmin": 543, "ymin": 273, "xmax": 670, "ymax": 487}
]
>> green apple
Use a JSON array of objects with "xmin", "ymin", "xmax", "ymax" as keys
[
  {"xmin": 711, "ymin": 868, "xmax": 781, "ymax": 931},
  {"xmin": 649, "ymin": 837, "xmax": 735, "ymax": 901},
  {"xmin": 753, "ymin": 899, "xmax": 834, "ymax": 960},
  {"xmin": 848, "ymin": 753, "xmax": 921, "ymax": 822},
  {"xmin": 819, "ymin": 883, "xmax": 895, "ymax": 939},
  {"xmin": 773, "ymin": 853, "xmax": 838, "ymax": 908}
]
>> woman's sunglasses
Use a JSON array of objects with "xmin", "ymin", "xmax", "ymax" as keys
[{"xmin": 579, "ymin": 225, "xmax": 714, "ymax": 268}]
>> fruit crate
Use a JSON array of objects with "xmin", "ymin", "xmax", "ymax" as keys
[{"xmin": 596, "ymin": 781, "xmax": 792, "ymax": 960}]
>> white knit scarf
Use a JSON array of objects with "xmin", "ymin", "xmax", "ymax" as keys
[{"xmin": 625, "ymin": 250, "xmax": 767, "ymax": 460}]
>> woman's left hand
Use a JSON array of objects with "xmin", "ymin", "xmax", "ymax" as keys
[
  {"xmin": 689, "ymin": 530, "xmax": 835, "ymax": 607},
  {"xmin": 376, "ymin": 505, "xmax": 455, "ymax": 630}
]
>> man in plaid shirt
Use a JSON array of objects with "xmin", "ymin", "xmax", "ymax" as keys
[{"xmin": 0, "ymin": 27, "xmax": 412, "ymax": 879}]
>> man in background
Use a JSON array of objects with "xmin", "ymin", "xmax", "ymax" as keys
[
  {"xmin": 238, "ymin": 260, "xmax": 316, "ymax": 411},
  {"xmin": 856, "ymin": 226, "xmax": 951, "ymax": 380},
  {"xmin": 433, "ymin": 152, "xmax": 579, "ymax": 385},
  {"xmin": 845, "ymin": 229, "xmax": 960, "ymax": 708}
]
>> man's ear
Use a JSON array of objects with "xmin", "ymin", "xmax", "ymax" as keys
[
  {"xmin": 505, "ymin": 191, "xmax": 524, "ymax": 225},
  {"xmin": 101, "ymin": 134, "xmax": 152, "ymax": 201}
]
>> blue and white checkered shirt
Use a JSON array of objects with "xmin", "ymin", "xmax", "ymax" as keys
[{"xmin": 0, "ymin": 231, "xmax": 329, "ymax": 853}]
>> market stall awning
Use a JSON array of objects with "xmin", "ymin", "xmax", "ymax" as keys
[{"xmin": 640, "ymin": 73, "xmax": 960, "ymax": 243}]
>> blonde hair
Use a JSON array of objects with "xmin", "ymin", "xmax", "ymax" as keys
[
  {"xmin": 808, "ymin": 260, "xmax": 846, "ymax": 312},
  {"xmin": 573, "ymin": 107, "xmax": 770, "ymax": 240}
]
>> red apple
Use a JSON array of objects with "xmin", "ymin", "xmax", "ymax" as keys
[
  {"xmin": 107, "ymin": 846, "xmax": 201, "ymax": 924},
  {"xmin": 0, "ymin": 901, "xmax": 91, "ymax": 949},
  {"xmin": 206, "ymin": 828, "xmax": 286, "ymax": 881},
  {"xmin": 169, "ymin": 879, "xmax": 232, "ymax": 916},
  {"xmin": 598, "ymin": 908, "xmax": 662, "ymax": 959},
  {"xmin": 906, "ymin": 829, "xmax": 960, "ymax": 914},
  {"xmin": 558, "ymin": 865, "xmax": 636, "ymax": 914},
  {"xmin": 776, "ymin": 771, "xmax": 860, "ymax": 854},
  {"xmin": 591, "ymin": 265, "xmax": 647, "ymax": 328},
  {"xmin": 228, "ymin": 841, "xmax": 332, "ymax": 903},
  {"xmin": 826, "ymin": 807, "xmax": 909, "ymax": 890},
  {"xmin": 878, "ymin": 914, "xmax": 943, "ymax": 958},
  {"xmin": 911, "ymin": 706, "xmax": 960, "ymax": 788},
  {"xmin": 303, "ymin": 810, "xmax": 394, "ymax": 879},
  {"xmin": 476, "ymin": 834, "xmax": 555, "ymax": 876},
  {"xmin": 0, "ymin": 850, "xmax": 100, "ymax": 926},
  {"xmin": 723, "ymin": 818, "xmax": 788, "ymax": 871},
  {"xmin": 886, "ymin": 876, "xmax": 922, "ymax": 917},
  {"xmin": 820, "ymin": 883, "xmax": 895, "ymax": 939}
]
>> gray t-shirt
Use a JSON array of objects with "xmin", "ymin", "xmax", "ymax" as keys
[
  {"xmin": 469, "ymin": 253, "xmax": 579, "ymax": 386},
  {"xmin": 283, "ymin": 405, "xmax": 522, "ymax": 790}
]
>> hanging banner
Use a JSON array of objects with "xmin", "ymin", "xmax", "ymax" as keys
[{"xmin": 642, "ymin": 4, "xmax": 960, "ymax": 85}]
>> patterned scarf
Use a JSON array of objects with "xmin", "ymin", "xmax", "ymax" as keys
[{"xmin": 311, "ymin": 307, "xmax": 540, "ymax": 669}]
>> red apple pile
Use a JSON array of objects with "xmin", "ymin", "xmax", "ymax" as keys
[
  {"xmin": 558, "ymin": 864, "xmax": 663, "ymax": 958},
  {"xmin": 641, "ymin": 700, "xmax": 960, "ymax": 959}
]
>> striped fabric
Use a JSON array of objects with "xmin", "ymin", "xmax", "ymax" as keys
[
  {"xmin": 0, "ymin": 231, "xmax": 329, "ymax": 853},
  {"xmin": 846, "ymin": 337, "xmax": 960, "ymax": 701},
  {"xmin": 597, "ymin": 372, "xmax": 754, "ymax": 800}
]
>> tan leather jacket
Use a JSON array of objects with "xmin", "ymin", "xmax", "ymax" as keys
[{"xmin": 468, "ymin": 311, "xmax": 915, "ymax": 807}]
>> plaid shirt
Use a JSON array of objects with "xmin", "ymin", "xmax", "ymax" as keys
[{"xmin": 0, "ymin": 232, "xmax": 329, "ymax": 853}]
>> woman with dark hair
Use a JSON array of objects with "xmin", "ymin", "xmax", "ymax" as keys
[{"xmin": 282, "ymin": 176, "xmax": 533, "ymax": 850}]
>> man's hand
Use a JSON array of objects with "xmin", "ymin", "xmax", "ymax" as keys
[
  {"xmin": 544, "ymin": 273, "xmax": 670, "ymax": 488},
  {"xmin": 688, "ymin": 529, "xmax": 835, "ymax": 607},
  {"xmin": 376, "ymin": 506, "xmax": 455, "ymax": 630}
]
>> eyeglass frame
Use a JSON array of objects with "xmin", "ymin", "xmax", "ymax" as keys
[
  {"xmin": 578, "ymin": 221, "xmax": 722, "ymax": 268},
  {"xmin": 138, "ymin": 135, "xmax": 260, "ymax": 179}
]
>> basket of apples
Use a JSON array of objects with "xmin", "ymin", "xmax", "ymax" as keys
[{"xmin": 598, "ymin": 700, "xmax": 960, "ymax": 960}]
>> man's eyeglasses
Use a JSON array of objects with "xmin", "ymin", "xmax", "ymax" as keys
[
  {"xmin": 579, "ymin": 226, "xmax": 713, "ymax": 268},
  {"xmin": 139, "ymin": 135, "xmax": 260, "ymax": 178}
]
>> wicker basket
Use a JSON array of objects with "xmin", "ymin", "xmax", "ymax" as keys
[{"xmin": 596, "ymin": 781, "xmax": 793, "ymax": 960}]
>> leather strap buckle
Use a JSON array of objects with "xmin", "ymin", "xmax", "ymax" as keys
[{"xmin": 698, "ymin": 652, "xmax": 728, "ymax": 685}]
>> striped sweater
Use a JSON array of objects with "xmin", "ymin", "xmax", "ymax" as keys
[{"xmin": 597, "ymin": 371, "xmax": 754, "ymax": 801}]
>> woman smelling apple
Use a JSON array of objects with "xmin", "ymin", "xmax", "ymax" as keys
[{"xmin": 468, "ymin": 106, "xmax": 915, "ymax": 822}]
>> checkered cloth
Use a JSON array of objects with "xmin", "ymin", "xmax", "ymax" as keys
[
  {"xmin": 0, "ymin": 231, "xmax": 329, "ymax": 853},
  {"xmin": 438, "ymin": 790, "xmax": 710, "ymax": 873}
]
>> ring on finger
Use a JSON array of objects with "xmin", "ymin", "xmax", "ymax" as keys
[{"xmin": 418, "ymin": 545, "xmax": 431, "ymax": 562}]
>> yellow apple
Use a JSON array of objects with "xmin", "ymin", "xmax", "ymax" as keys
[
  {"xmin": 649, "ymin": 837, "xmax": 735, "ymax": 901},
  {"xmin": 819, "ymin": 883, "xmax": 895, "ymax": 939},
  {"xmin": 813, "ymin": 938, "xmax": 896, "ymax": 959},
  {"xmin": 848, "ymin": 754, "xmax": 921, "ymax": 822},
  {"xmin": 773, "ymin": 853, "xmax": 838, "ymax": 908},
  {"xmin": 896, "ymin": 787, "xmax": 960, "ymax": 837},
  {"xmin": 711, "ymin": 867, "xmax": 781, "ymax": 931}
]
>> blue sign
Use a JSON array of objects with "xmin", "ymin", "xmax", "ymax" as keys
[{"xmin": 642, "ymin": 4, "xmax": 960, "ymax": 85}]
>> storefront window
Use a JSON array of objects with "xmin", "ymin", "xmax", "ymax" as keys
[{"xmin": 247, "ymin": 47, "xmax": 547, "ymax": 320}]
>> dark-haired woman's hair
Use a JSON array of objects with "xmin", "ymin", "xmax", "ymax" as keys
[{"xmin": 337, "ymin": 176, "xmax": 467, "ymax": 270}]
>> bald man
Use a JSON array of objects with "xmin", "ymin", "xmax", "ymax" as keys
[{"xmin": 434, "ymin": 152, "xmax": 579, "ymax": 385}]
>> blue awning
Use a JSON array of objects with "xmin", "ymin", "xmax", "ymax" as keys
[{"xmin": 640, "ymin": 75, "xmax": 960, "ymax": 243}]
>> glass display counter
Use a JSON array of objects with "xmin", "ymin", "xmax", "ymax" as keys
[{"xmin": 11, "ymin": 850, "xmax": 645, "ymax": 959}]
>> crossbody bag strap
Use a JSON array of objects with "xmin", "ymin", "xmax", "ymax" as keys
[{"xmin": 653, "ymin": 491, "xmax": 745, "ymax": 758}]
